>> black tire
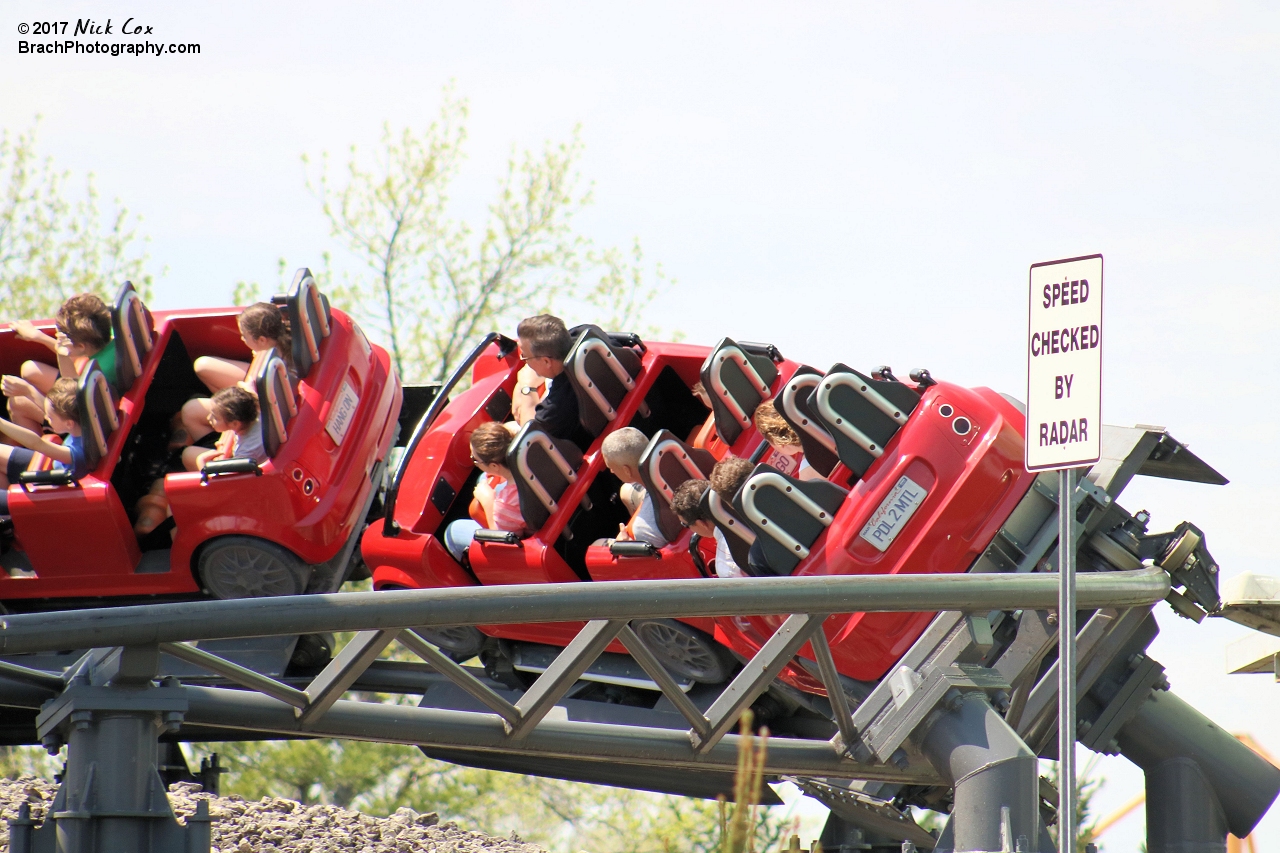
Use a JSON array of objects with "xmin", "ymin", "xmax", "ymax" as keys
[
  {"xmin": 291, "ymin": 633, "xmax": 335, "ymax": 669},
  {"xmin": 632, "ymin": 619, "xmax": 736, "ymax": 684},
  {"xmin": 197, "ymin": 536, "xmax": 309, "ymax": 600},
  {"xmin": 415, "ymin": 625, "xmax": 487, "ymax": 662}
]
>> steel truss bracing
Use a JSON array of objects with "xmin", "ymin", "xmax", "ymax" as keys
[{"xmin": 0, "ymin": 426, "xmax": 1276, "ymax": 853}]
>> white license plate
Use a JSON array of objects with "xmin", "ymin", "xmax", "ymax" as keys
[
  {"xmin": 859, "ymin": 475, "xmax": 928, "ymax": 553},
  {"xmin": 325, "ymin": 380, "xmax": 360, "ymax": 445}
]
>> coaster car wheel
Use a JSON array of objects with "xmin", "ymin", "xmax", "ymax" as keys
[
  {"xmin": 197, "ymin": 536, "xmax": 310, "ymax": 600},
  {"xmin": 415, "ymin": 626, "xmax": 487, "ymax": 662},
  {"xmin": 632, "ymin": 619, "xmax": 736, "ymax": 684}
]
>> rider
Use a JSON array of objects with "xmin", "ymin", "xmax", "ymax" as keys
[{"xmin": 510, "ymin": 314, "xmax": 592, "ymax": 451}]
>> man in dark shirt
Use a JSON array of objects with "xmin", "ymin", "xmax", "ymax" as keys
[{"xmin": 511, "ymin": 314, "xmax": 593, "ymax": 450}]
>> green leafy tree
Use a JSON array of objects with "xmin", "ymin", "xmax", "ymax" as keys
[
  {"xmin": 1046, "ymin": 756, "xmax": 1103, "ymax": 853},
  {"xmin": 0, "ymin": 120, "xmax": 154, "ymax": 319},
  {"xmin": 192, "ymin": 734, "xmax": 796, "ymax": 853},
  {"xmin": 304, "ymin": 87, "xmax": 667, "ymax": 384}
]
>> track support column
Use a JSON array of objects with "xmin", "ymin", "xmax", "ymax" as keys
[
  {"xmin": 920, "ymin": 692, "xmax": 1043, "ymax": 853},
  {"xmin": 1145, "ymin": 758, "xmax": 1227, "ymax": 853},
  {"xmin": 8, "ymin": 647, "xmax": 212, "ymax": 853}
]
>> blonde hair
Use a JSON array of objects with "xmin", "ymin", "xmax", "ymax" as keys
[
  {"xmin": 47, "ymin": 377, "xmax": 79, "ymax": 420},
  {"xmin": 753, "ymin": 399, "xmax": 799, "ymax": 448},
  {"xmin": 710, "ymin": 457, "xmax": 754, "ymax": 500}
]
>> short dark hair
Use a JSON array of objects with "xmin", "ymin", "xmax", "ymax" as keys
[
  {"xmin": 47, "ymin": 377, "xmax": 79, "ymax": 420},
  {"xmin": 516, "ymin": 315, "xmax": 572, "ymax": 360},
  {"xmin": 211, "ymin": 386, "xmax": 259, "ymax": 426},
  {"xmin": 710, "ymin": 457, "xmax": 754, "ymax": 501},
  {"xmin": 470, "ymin": 421, "xmax": 512, "ymax": 467},
  {"xmin": 671, "ymin": 479, "xmax": 710, "ymax": 525},
  {"xmin": 55, "ymin": 294, "xmax": 112, "ymax": 350}
]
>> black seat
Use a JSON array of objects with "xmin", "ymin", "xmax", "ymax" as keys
[
  {"xmin": 699, "ymin": 486, "xmax": 756, "ymax": 573},
  {"xmin": 275, "ymin": 268, "xmax": 332, "ymax": 379},
  {"xmin": 562, "ymin": 325, "xmax": 644, "ymax": 437},
  {"xmin": 636, "ymin": 429, "xmax": 717, "ymax": 543},
  {"xmin": 808, "ymin": 364, "xmax": 921, "ymax": 480},
  {"xmin": 698, "ymin": 338, "xmax": 780, "ymax": 446},
  {"xmin": 775, "ymin": 366, "xmax": 840, "ymax": 477},
  {"xmin": 506, "ymin": 420, "xmax": 585, "ymax": 532},
  {"xmin": 253, "ymin": 349, "xmax": 298, "ymax": 458},
  {"xmin": 111, "ymin": 280, "xmax": 155, "ymax": 391},
  {"xmin": 78, "ymin": 365, "xmax": 119, "ymax": 471},
  {"xmin": 732, "ymin": 464, "xmax": 849, "ymax": 575}
]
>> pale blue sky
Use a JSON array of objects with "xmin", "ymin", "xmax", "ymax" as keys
[{"xmin": 5, "ymin": 2, "xmax": 1280, "ymax": 847}]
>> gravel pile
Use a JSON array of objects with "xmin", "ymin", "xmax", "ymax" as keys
[{"xmin": 0, "ymin": 776, "xmax": 545, "ymax": 853}]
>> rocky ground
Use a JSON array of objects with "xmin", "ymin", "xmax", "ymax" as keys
[{"xmin": 0, "ymin": 776, "xmax": 545, "ymax": 853}]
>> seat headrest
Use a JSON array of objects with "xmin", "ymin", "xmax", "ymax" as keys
[
  {"xmin": 700, "ymin": 486, "xmax": 755, "ymax": 572},
  {"xmin": 808, "ymin": 363, "xmax": 922, "ymax": 481},
  {"xmin": 698, "ymin": 337, "xmax": 780, "ymax": 446},
  {"xmin": 254, "ymin": 349, "xmax": 298, "ymax": 459},
  {"xmin": 506, "ymin": 420, "xmax": 584, "ymax": 532},
  {"xmin": 732, "ymin": 464, "xmax": 849, "ymax": 575},
  {"xmin": 277, "ymin": 268, "xmax": 331, "ymax": 379},
  {"xmin": 562, "ymin": 325, "xmax": 644, "ymax": 437},
  {"xmin": 776, "ymin": 366, "xmax": 840, "ymax": 478},
  {"xmin": 636, "ymin": 429, "xmax": 717, "ymax": 542},
  {"xmin": 111, "ymin": 280, "xmax": 154, "ymax": 391},
  {"xmin": 76, "ymin": 365, "xmax": 119, "ymax": 469}
]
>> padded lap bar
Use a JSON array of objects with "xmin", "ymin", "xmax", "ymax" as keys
[
  {"xmin": 732, "ymin": 463, "xmax": 849, "ymax": 575},
  {"xmin": 637, "ymin": 429, "xmax": 717, "ymax": 543},
  {"xmin": 255, "ymin": 350, "xmax": 298, "ymax": 458},
  {"xmin": 77, "ymin": 365, "xmax": 119, "ymax": 470},
  {"xmin": 111, "ymin": 280, "xmax": 155, "ymax": 391},
  {"xmin": 507, "ymin": 420, "xmax": 584, "ymax": 532},
  {"xmin": 277, "ymin": 268, "xmax": 332, "ymax": 379},
  {"xmin": 701, "ymin": 487, "xmax": 755, "ymax": 572},
  {"xmin": 809, "ymin": 363, "xmax": 921, "ymax": 480},
  {"xmin": 563, "ymin": 324, "xmax": 644, "ymax": 437},
  {"xmin": 776, "ymin": 366, "xmax": 840, "ymax": 477},
  {"xmin": 698, "ymin": 337, "xmax": 779, "ymax": 446}
]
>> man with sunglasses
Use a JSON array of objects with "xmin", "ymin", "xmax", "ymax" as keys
[{"xmin": 511, "ymin": 314, "xmax": 592, "ymax": 451}]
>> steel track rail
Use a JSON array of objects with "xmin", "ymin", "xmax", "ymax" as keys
[
  {"xmin": 0, "ymin": 567, "xmax": 1169, "ymax": 655},
  {"xmin": 178, "ymin": 685, "xmax": 939, "ymax": 783}
]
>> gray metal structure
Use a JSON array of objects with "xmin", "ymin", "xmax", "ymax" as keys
[{"xmin": 1, "ymin": 425, "xmax": 1277, "ymax": 853}]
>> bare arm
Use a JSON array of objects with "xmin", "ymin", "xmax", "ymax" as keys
[
  {"xmin": 0, "ymin": 418, "xmax": 73, "ymax": 464},
  {"xmin": 2, "ymin": 375, "xmax": 44, "ymax": 406},
  {"xmin": 473, "ymin": 476, "xmax": 498, "ymax": 529},
  {"xmin": 54, "ymin": 333, "xmax": 79, "ymax": 379},
  {"xmin": 10, "ymin": 321, "xmax": 59, "ymax": 355},
  {"xmin": 511, "ymin": 365, "xmax": 544, "ymax": 425}
]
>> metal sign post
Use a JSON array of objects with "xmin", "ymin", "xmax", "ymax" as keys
[{"xmin": 1026, "ymin": 254, "xmax": 1103, "ymax": 853}]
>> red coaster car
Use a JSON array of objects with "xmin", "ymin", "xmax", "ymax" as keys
[
  {"xmin": 0, "ymin": 270, "xmax": 401, "ymax": 608},
  {"xmin": 368, "ymin": 324, "xmax": 1037, "ymax": 698},
  {"xmin": 365, "ymin": 329, "xmax": 806, "ymax": 683},
  {"xmin": 715, "ymin": 365, "xmax": 1036, "ymax": 691}
]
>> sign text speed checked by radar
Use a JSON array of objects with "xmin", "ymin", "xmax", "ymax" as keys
[{"xmin": 1025, "ymin": 254, "xmax": 1103, "ymax": 471}]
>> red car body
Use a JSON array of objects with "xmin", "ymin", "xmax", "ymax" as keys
[
  {"xmin": 717, "ymin": 382, "xmax": 1035, "ymax": 690},
  {"xmin": 364, "ymin": 331, "xmax": 1035, "ymax": 694},
  {"xmin": 0, "ymin": 284, "xmax": 400, "ymax": 606},
  {"xmin": 365, "ymin": 335, "xmax": 803, "ymax": 651}
]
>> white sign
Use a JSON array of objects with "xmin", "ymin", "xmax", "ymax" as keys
[
  {"xmin": 325, "ymin": 380, "xmax": 360, "ymax": 445},
  {"xmin": 1025, "ymin": 254, "xmax": 1103, "ymax": 471},
  {"xmin": 859, "ymin": 475, "xmax": 928, "ymax": 552}
]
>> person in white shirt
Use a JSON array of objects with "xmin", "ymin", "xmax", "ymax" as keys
[
  {"xmin": 598, "ymin": 427, "xmax": 667, "ymax": 548},
  {"xmin": 671, "ymin": 477, "xmax": 743, "ymax": 578}
]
